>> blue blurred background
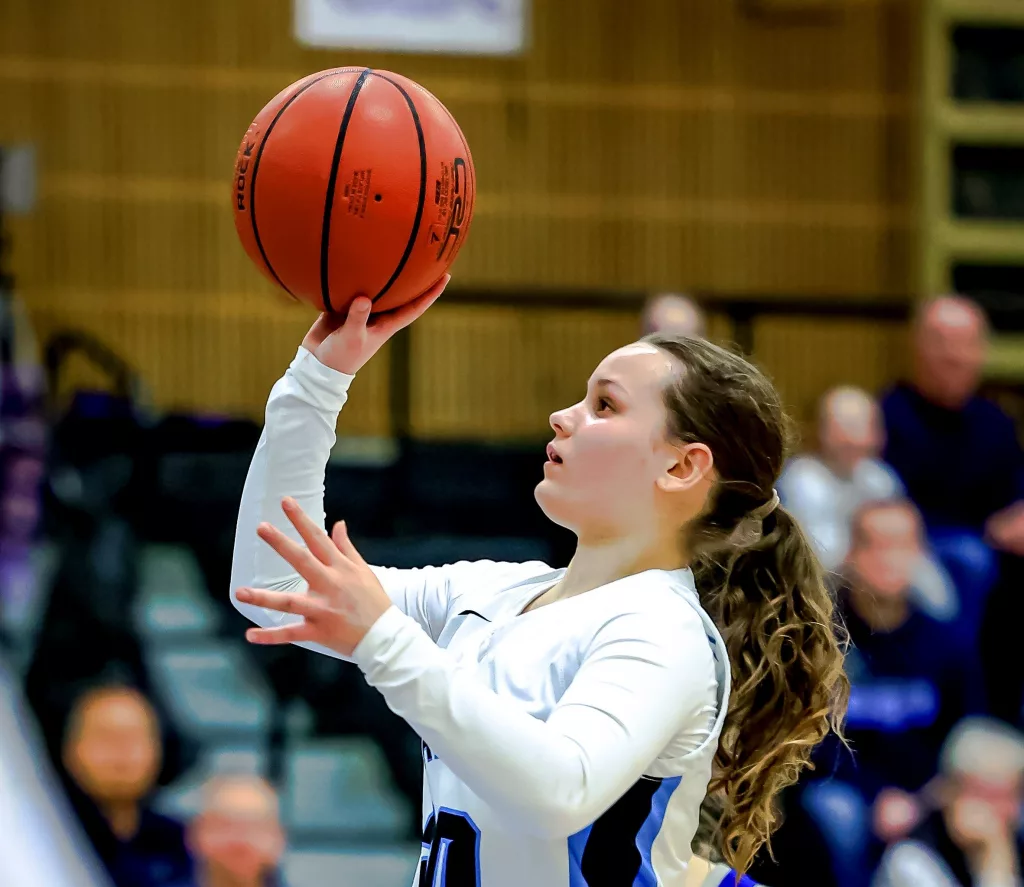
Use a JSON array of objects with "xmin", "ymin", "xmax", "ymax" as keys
[{"xmin": 1, "ymin": 2, "xmax": 1023, "ymax": 886}]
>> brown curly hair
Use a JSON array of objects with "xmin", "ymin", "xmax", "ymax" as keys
[{"xmin": 644, "ymin": 333, "xmax": 849, "ymax": 875}]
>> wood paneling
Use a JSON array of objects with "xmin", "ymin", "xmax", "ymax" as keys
[
  {"xmin": 0, "ymin": 0, "xmax": 917, "ymax": 428},
  {"xmin": 26, "ymin": 288, "xmax": 392, "ymax": 434},
  {"xmin": 406, "ymin": 306, "xmax": 904, "ymax": 442},
  {"xmin": 409, "ymin": 305, "xmax": 642, "ymax": 440},
  {"xmin": 754, "ymin": 314, "xmax": 909, "ymax": 446}
]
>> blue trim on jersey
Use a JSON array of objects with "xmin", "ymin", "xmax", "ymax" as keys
[
  {"xmin": 717, "ymin": 873, "xmax": 758, "ymax": 887},
  {"xmin": 567, "ymin": 823, "xmax": 593, "ymax": 887},
  {"xmin": 436, "ymin": 806, "xmax": 482, "ymax": 887},
  {"xmin": 630, "ymin": 775, "xmax": 682, "ymax": 886}
]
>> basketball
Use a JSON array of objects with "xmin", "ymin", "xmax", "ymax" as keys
[{"xmin": 232, "ymin": 67, "xmax": 475, "ymax": 314}]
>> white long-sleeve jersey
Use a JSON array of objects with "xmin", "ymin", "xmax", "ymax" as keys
[{"xmin": 231, "ymin": 347, "xmax": 732, "ymax": 887}]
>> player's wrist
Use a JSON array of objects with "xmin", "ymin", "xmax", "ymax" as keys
[
  {"xmin": 286, "ymin": 346, "xmax": 355, "ymax": 408},
  {"xmin": 350, "ymin": 606, "xmax": 410, "ymax": 670}
]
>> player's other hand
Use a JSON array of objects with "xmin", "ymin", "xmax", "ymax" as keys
[
  {"xmin": 301, "ymin": 274, "xmax": 449, "ymax": 375},
  {"xmin": 235, "ymin": 497, "xmax": 393, "ymax": 657}
]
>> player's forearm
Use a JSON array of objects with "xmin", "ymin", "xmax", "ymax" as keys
[
  {"xmin": 230, "ymin": 347, "xmax": 352, "ymax": 610},
  {"xmin": 353, "ymin": 608, "xmax": 643, "ymax": 838}
]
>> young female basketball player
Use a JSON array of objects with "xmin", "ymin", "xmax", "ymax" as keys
[{"xmin": 230, "ymin": 276, "xmax": 848, "ymax": 886}]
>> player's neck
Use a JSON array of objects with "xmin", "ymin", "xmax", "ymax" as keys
[{"xmin": 555, "ymin": 534, "xmax": 686, "ymax": 601}]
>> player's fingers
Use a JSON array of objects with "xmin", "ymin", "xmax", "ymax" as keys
[
  {"xmin": 235, "ymin": 586, "xmax": 324, "ymax": 619},
  {"xmin": 256, "ymin": 522, "xmax": 332, "ymax": 583},
  {"xmin": 302, "ymin": 312, "xmax": 344, "ymax": 350},
  {"xmin": 343, "ymin": 295, "xmax": 373, "ymax": 330},
  {"xmin": 330, "ymin": 520, "xmax": 367, "ymax": 565},
  {"xmin": 245, "ymin": 623, "xmax": 317, "ymax": 646},
  {"xmin": 371, "ymin": 275, "xmax": 449, "ymax": 336},
  {"xmin": 281, "ymin": 497, "xmax": 339, "ymax": 565}
]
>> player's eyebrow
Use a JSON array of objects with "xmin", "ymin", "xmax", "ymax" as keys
[{"xmin": 594, "ymin": 378, "xmax": 628, "ymax": 397}]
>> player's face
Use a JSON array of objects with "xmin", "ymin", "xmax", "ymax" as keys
[{"xmin": 535, "ymin": 343, "xmax": 679, "ymax": 538}]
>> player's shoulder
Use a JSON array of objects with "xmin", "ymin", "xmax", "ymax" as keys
[
  {"xmin": 438, "ymin": 559, "xmax": 561, "ymax": 625},
  {"xmin": 588, "ymin": 570, "xmax": 716, "ymax": 651}
]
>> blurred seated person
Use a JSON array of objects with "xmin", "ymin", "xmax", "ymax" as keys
[
  {"xmin": 178, "ymin": 775, "xmax": 286, "ymax": 887},
  {"xmin": 62, "ymin": 685, "xmax": 192, "ymax": 887},
  {"xmin": 779, "ymin": 386, "xmax": 955, "ymax": 619},
  {"xmin": 803, "ymin": 500, "xmax": 985, "ymax": 887},
  {"xmin": 881, "ymin": 295, "xmax": 1024, "ymax": 720},
  {"xmin": 0, "ymin": 288, "xmax": 47, "ymax": 650},
  {"xmin": 641, "ymin": 291, "xmax": 707, "ymax": 337},
  {"xmin": 874, "ymin": 718, "xmax": 1023, "ymax": 887}
]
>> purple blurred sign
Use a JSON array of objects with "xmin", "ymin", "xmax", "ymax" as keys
[{"xmin": 294, "ymin": 0, "xmax": 527, "ymax": 55}]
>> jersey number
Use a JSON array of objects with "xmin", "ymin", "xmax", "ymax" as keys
[{"xmin": 419, "ymin": 808, "xmax": 481, "ymax": 887}]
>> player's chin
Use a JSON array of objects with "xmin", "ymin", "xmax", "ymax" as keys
[{"xmin": 533, "ymin": 479, "xmax": 578, "ymax": 531}]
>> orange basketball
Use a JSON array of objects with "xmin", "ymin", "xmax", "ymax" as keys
[{"xmin": 232, "ymin": 67, "xmax": 475, "ymax": 314}]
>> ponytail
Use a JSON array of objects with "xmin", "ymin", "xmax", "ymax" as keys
[
  {"xmin": 642, "ymin": 332, "xmax": 849, "ymax": 874},
  {"xmin": 691, "ymin": 503, "xmax": 849, "ymax": 872}
]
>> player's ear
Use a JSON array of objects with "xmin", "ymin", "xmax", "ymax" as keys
[{"xmin": 657, "ymin": 442, "xmax": 713, "ymax": 493}]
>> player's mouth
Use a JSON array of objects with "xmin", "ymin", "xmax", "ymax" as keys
[{"xmin": 545, "ymin": 443, "xmax": 563, "ymax": 465}]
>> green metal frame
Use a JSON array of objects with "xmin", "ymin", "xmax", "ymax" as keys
[{"xmin": 919, "ymin": 0, "xmax": 1024, "ymax": 379}]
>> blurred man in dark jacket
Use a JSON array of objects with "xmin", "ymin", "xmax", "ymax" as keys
[
  {"xmin": 802, "ymin": 500, "xmax": 985, "ymax": 887},
  {"xmin": 62, "ymin": 685, "xmax": 192, "ymax": 887},
  {"xmin": 881, "ymin": 295, "xmax": 1024, "ymax": 723}
]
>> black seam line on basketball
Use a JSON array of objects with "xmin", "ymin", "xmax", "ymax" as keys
[
  {"xmin": 249, "ymin": 70, "xmax": 355, "ymax": 298},
  {"xmin": 321, "ymin": 67, "xmax": 373, "ymax": 314},
  {"xmin": 367, "ymin": 72, "xmax": 427, "ymax": 304}
]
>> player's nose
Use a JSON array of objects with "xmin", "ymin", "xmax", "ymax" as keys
[{"xmin": 549, "ymin": 406, "xmax": 572, "ymax": 438}]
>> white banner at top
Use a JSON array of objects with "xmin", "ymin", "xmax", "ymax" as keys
[{"xmin": 294, "ymin": 0, "xmax": 528, "ymax": 56}]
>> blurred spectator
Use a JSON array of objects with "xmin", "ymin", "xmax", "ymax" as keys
[
  {"xmin": 884, "ymin": 296, "xmax": 1022, "ymax": 536},
  {"xmin": 779, "ymin": 386, "xmax": 956, "ymax": 619},
  {"xmin": 881, "ymin": 295, "xmax": 1024, "ymax": 721},
  {"xmin": 803, "ymin": 500, "xmax": 985, "ymax": 887},
  {"xmin": 61, "ymin": 685, "xmax": 192, "ymax": 887},
  {"xmin": 874, "ymin": 718, "xmax": 1024, "ymax": 887},
  {"xmin": 0, "ymin": 289, "xmax": 47, "ymax": 645},
  {"xmin": 641, "ymin": 291, "xmax": 707, "ymax": 337},
  {"xmin": 781, "ymin": 386, "xmax": 900, "ymax": 568},
  {"xmin": 179, "ymin": 775, "xmax": 286, "ymax": 887}
]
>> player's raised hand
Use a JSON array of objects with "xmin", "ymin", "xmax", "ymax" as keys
[
  {"xmin": 302, "ymin": 274, "xmax": 449, "ymax": 375},
  {"xmin": 235, "ymin": 497, "xmax": 393, "ymax": 656}
]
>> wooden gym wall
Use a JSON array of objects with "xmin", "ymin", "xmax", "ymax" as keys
[{"xmin": 0, "ymin": 0, "xmax": 915, "ymax": 440}]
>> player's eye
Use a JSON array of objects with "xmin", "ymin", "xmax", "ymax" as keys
[{"xmin": 595, "ymin": 397, "xmax": 614, "ymax": 414}]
